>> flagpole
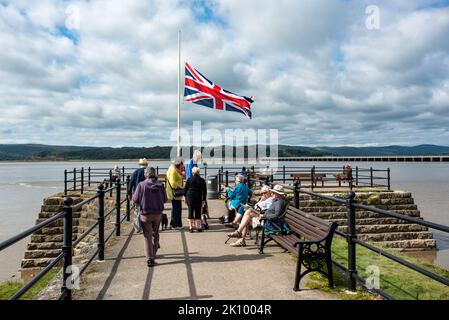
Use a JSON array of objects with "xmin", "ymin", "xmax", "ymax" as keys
[{"xmin": 177, "ymin": 30, "xmax": 181, "ymax": 157}]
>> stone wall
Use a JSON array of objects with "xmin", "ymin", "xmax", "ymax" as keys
[
  {"xmin": 298, "ymin": 190, "xmax": 436, "ymax": 250},
  {"xmin": 20, "ymin": 189, "xmax": 119, "ymax": 281}
]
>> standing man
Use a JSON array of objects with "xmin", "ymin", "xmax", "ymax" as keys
[
  {"xmin": 185, "ymin": 150, "xmax": 202, "ymax": 180},
  {"xmin": 132, "ymin": 167, "xmax": 167, "ymax": 267},
  {"xmin": 128, "ymin": 158, "xmax": 148, "ymax": 201}
]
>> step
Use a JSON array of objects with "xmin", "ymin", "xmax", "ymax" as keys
[
  {"xmin": 27, "ymin": 242, "xmax": 62, "ymax": 250},
  {"xmin": 300, "ymin": 204, "xmax": 419, "ymax": 212},
  {"xmin": 338, "ymin": 224, "xmax": 428, "ymax": 234},
  {"xmin": 21, "ymin": 258, "xmax": 61, "ymax": 269},
  {"xmin": 38, "ymin": 211, "xmax": 82, "ymax": 219},
  {"xmin": 379, "ymin": 239, "xmax": 437, "ymax": 250},
  {"xmin": 313, "ymin": 210, "xmax": 421, "ymax": 220},
  {"xmin": 331, "ymin": 217, "xmax": 422, "ymax": 226},
  {"xmin": 24, "ymin": 249, "xmax": 61, "ymax": 259},
  {"xmin": 357, "ymin": 231, "xmax": 434, "ymax": 242}
]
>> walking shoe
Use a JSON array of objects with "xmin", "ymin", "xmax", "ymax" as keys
[
  {"xmin": 189, "ymin": 228, "xmax": 194, "ymax": 233},
  {"xmin": 147, "ymin": 259, "xmax": 155, "ymax": 267},
  {"xmin": 229, "ymin": 239, "xmax": 246, "ymax": 247},
  {"xmin": 197, "ymin": 228, "xmax": 203, "ymax": 232},
  {"xmin": 226, "ymin": 230, "xmax": 242, "ymax": 238}
]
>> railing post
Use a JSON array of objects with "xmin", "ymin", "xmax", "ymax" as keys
[
  {"xmin": 283, "ymin": 165, "xmax": 286, "ymax": 184},
  {"xmin": 370, "ymin": 167, "xmax": 373, "ymax": 187},
  {"xmin": 156, "ymin": 166, "xmax": 159, "ymax": 175},
  {"xmin": 64, "ymin": 170, "xmax": 68, "ymax": 196},
  {"xmin": 126, "ymin": 175, "xmax": 131, "ymax": 221},
  {"xmin": 122, "ymin": 166, "xmax": 125, "ymax": 181},
  {"xmin": 115, "ymin": 179, "xmax": 121, "ymax": 236},
  {"xmin": 247, "ymin": 172, "xmax": 251, "ymax": 187},
  {"xmin": 62, "ymin": 197, "xmax": 73, "ymax": 300},
  {"xmin": 311, "ymin": 166, "xmax": 315, "ymax": 191},
  {"xmin": 204, "ymin": 163, "xmax": 208, "ymax": 178},
  {"xmin": 387, "ymin": 168, "xmax": 391, "ymax": 191},
  {"xmin": 109, "ymin": 170, "xmax": 113, "ymax": 197},
  {"xmin": 218, "ymin": 169, "xmax": 222, "ymax": 193},
  {"xmin": 346, "ymin": 191, "xmax": 357, "ymax": 292},
  {"xmin": 97, "ymin": 184, "xmax": 105, "ymax": 261},
  {"xmin": 349, "ymin": 168, "xmax": 353, "ymax": 191},
  {"xmin": 73, "ymin": 168, "xmax": 77, "ymax": 191},
  {"xmin": 88, "ymin": 167, "xmax": 91, "ymax": 187},
  {"xmin": 294, "ymin": 181, "xmax": 300, "ymax": 209},
  {"xmin": 80, "ymin": 168, "xmax": 84, "ymax": 194},
  {"xmin": 355, "ymin": 166, "xmax": 359, "ymax": 187},
  {"xmin": 225, "ymin": 170, "xmax": 229, "ymax": 187}
]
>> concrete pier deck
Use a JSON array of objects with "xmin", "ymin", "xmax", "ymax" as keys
[{"xmin": 72, "ymin": 199, "xmax": 337, "ymax": 300}]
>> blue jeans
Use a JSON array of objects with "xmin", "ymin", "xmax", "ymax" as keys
[{"xmin": 170, "ymin": 199, "xmax": 182, "ymax": 228}]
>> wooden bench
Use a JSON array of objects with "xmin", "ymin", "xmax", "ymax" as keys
[
  {"xmin": 291, "ymin": 173, "xmax": 326, "ymax": 187},
  {"xmin": 258, "ymin": 206, "xmax": 337, "ymax": 291}
]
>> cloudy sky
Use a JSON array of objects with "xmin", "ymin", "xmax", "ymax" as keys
[{"xmin": 0, "ymin": 0, "xmax": 448, "ymax": 147}]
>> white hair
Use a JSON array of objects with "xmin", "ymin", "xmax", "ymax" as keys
[
  {"xmin": 192, "ymin": 167, "xmax": 200, "ymax": 175},
  {"xmin": 192, "ymin": 150, "xmax": 202, "ymax": 163},
  {"xmin": 173, "ymin": 156, "xmax": 184, "ymax": 167}
]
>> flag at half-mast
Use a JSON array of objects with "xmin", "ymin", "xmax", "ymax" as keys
[{"xmin": 183, "ymin": 62, "xmax": 254, "ymax": 119}]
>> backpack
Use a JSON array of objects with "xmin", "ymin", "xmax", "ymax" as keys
[{"xmin": 264, "ymin": 217, "xmax": 291, "ymax": 236}]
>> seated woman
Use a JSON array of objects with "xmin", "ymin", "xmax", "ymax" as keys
[
  {"xmin": 226, "ymin": 185, "xmax": 286, "ymax": 247},
  {"xmin": 222, "ymin": 174, "xmax": 252, "ymax": 224},
  {"xmin": 227, "ymin": 184, "xmax": 271, "ymax": 227}
]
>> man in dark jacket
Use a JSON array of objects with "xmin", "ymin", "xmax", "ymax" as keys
[
  {"xmin": 132, "ymin": 166, "xmax": 166, "ymax": 267},
  {"xmin": 128, "ymin": 158, "xmax": 148, "ymax": 200}
]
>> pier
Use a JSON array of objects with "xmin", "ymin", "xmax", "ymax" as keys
[
  {"xmin": 1, "ymin": 164, "xmax": 449, "ymax": 300},
  {"xmin": 264, "ymin": 156, "xmax": 449, "ymax": 162}
]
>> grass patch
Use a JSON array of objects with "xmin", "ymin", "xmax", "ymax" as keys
[
  {"xmin": 0, "ymin": 269, "xmax": 59, "ymax": 300},
  {"xmin": 330, "ymin": 237, "xmax": 449, "ymax": 300}
]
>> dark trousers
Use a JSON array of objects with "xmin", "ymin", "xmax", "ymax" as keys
[
  {"xmin": 170, "ymin": 199, "xmax": 182, "ymax": 228},
  {"xmin": 140, "ymin": 214, "xmax": 161, "ymax": 260}
]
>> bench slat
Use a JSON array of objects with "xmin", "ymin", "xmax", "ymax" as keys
[
  {"xmin": 288, "ymin": 207, "xmax": 332, "ymax": 228},
  {"xmin": 285, "ymin": 212, "xmax": 329, "ymax": 234},
  {"xmin": 285, "ymin": 218, "xmax": 324, "ymax": 241}
]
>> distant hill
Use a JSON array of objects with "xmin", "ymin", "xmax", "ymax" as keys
[{"xmin": 0, "ymin": 144, "xmax": 448, "ymax": 161}]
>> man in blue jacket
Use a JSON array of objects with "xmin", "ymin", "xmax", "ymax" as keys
[
  {"xmin": 223, "ymin": 174, "xmax": 252, "ymax": 223},
  {"xmin": 127, "ymin": 158, "xmax": 148, "ymax": 200}
]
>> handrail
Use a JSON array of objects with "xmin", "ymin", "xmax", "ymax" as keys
[
  {"xmin": 250, "ymin": 177, "xmax": 449, "ymax": 298},
  {"xmin": 1, "ymin": 175, "xmax": 132, "ymax": 300}
]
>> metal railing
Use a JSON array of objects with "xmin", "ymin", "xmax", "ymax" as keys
[
  {"xmin": 252, "ymin": 178, "xmax": 449, "ymax": 299},
  {"xmin": 0, "ymin": 177, "xmax": 132, "ymax": 300},
  {"xmin": 64, "ymin": 165, "xmax": 391, "ymax": 195}
]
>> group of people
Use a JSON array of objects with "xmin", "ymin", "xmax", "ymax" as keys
[
  {"xmin": 222, "ymin": 172, "xmax": 288, "ymax": 247},
  {"xmin": 126, "ymin": 151, "xmax": 207, "ymax": 267},
  {"xmin": 124, "ymin": 154, "xmax": 289, "ymax": 267}
]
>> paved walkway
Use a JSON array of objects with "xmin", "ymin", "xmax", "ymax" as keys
[{"xmin": 73, "ymin": 200, "xmax": 337, "ymax": 300}]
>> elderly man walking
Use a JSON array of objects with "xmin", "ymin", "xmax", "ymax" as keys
[{"xmin": 132, "ymin": 167, "xmax": 167, "ymax": 267}]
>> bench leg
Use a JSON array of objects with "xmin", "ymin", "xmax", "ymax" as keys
[
  {"xmin": 326, "ymin": 253, "xmax": 334, "ymax": 288},
  {"xmin": 259, "ymin": 229, "xmax": 266, "ymax": 254},
  {"xmin": 293, "ymin": 249, "xmax": 303, "ymax": 292}
]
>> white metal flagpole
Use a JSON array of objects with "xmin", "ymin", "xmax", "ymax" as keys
[{"xmin": 177, "ymin": 30, "xmax": 181, "ymax": 157}]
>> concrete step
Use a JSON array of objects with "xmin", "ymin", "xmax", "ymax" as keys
[
  {"xmin": 378, "ymin": 239, "xmax": 437, "ymax": 250},
  {"xmin": 21, "ymin": 258, "xmax": 62, "ymax": 269},
  {"xmin": 300, "ymin": 204, "xmax": 419, "ymax": 212},
  {"xmin": 357, "ymin": 231, "xmax": 434, "ymax": 242},
  {"xmin": 338, "ymin": 224, "xmax": 429, "ymax": 234},
  {"xmin": 27, "ymin": 242, "xmax": 62, "ymax": 250},
  {"xmin": 38, "ymin": 211, "xmax": 82, "ymax": 219},
  {"xmin": 24, "ymin": 249, "xmax": 61, "ymax": 259},
  {"xmin": 313, "ymin": 210, "xmax": 421, "ymax": 220},
  {"xmin": 331, "ymin": 217, "xmax": 423, "ymax": 226}
]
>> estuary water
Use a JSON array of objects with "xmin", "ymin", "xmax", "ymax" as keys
[{"xmin": 0, "ymin": 161, "xmax": 448, "ymax": 281}]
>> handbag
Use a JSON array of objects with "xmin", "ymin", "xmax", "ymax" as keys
[
  {"xmin": 167, "ymin": 178, "xmax": 184, "ymax": 197},
  {"xmin": 133, "ymin": 206, "xmax": 142, "ymax": 233},
  {"xmin": 252, "ymin": 215, "xmax": 262, "ymax": 229}
]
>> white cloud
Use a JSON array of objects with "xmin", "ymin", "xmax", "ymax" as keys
[{"xmin": 0, "ymin": 0, "xmax": 448, "ymax": 147}]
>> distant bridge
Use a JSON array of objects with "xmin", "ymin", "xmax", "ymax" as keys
[{"xmin": 262, "ymin": 155, "xmax": 449, "ymax": 162}]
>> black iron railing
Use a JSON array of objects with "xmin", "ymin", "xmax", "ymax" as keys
[
  {"xmin": 251, "ymin": 178, "xmax": 449, "ymax": 299},
  {"xmin": 0, "ymin": 177, "xmax": 132, "ymax": 300},
  {"xmin": 64, "ymin": 165, "xmax": 391, "ymax": 195}
]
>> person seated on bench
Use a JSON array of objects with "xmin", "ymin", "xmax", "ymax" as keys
[
  {"xmin": 226, "ymin": 185, "xmax": 286, "ymax": 247},
  {"xmin": 227, "ymin": 185, "xmax": 271, "ymax": 227},
  {"xmin": 222, "ymin": 174, "xmax": 252, "ymax": 224}
]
